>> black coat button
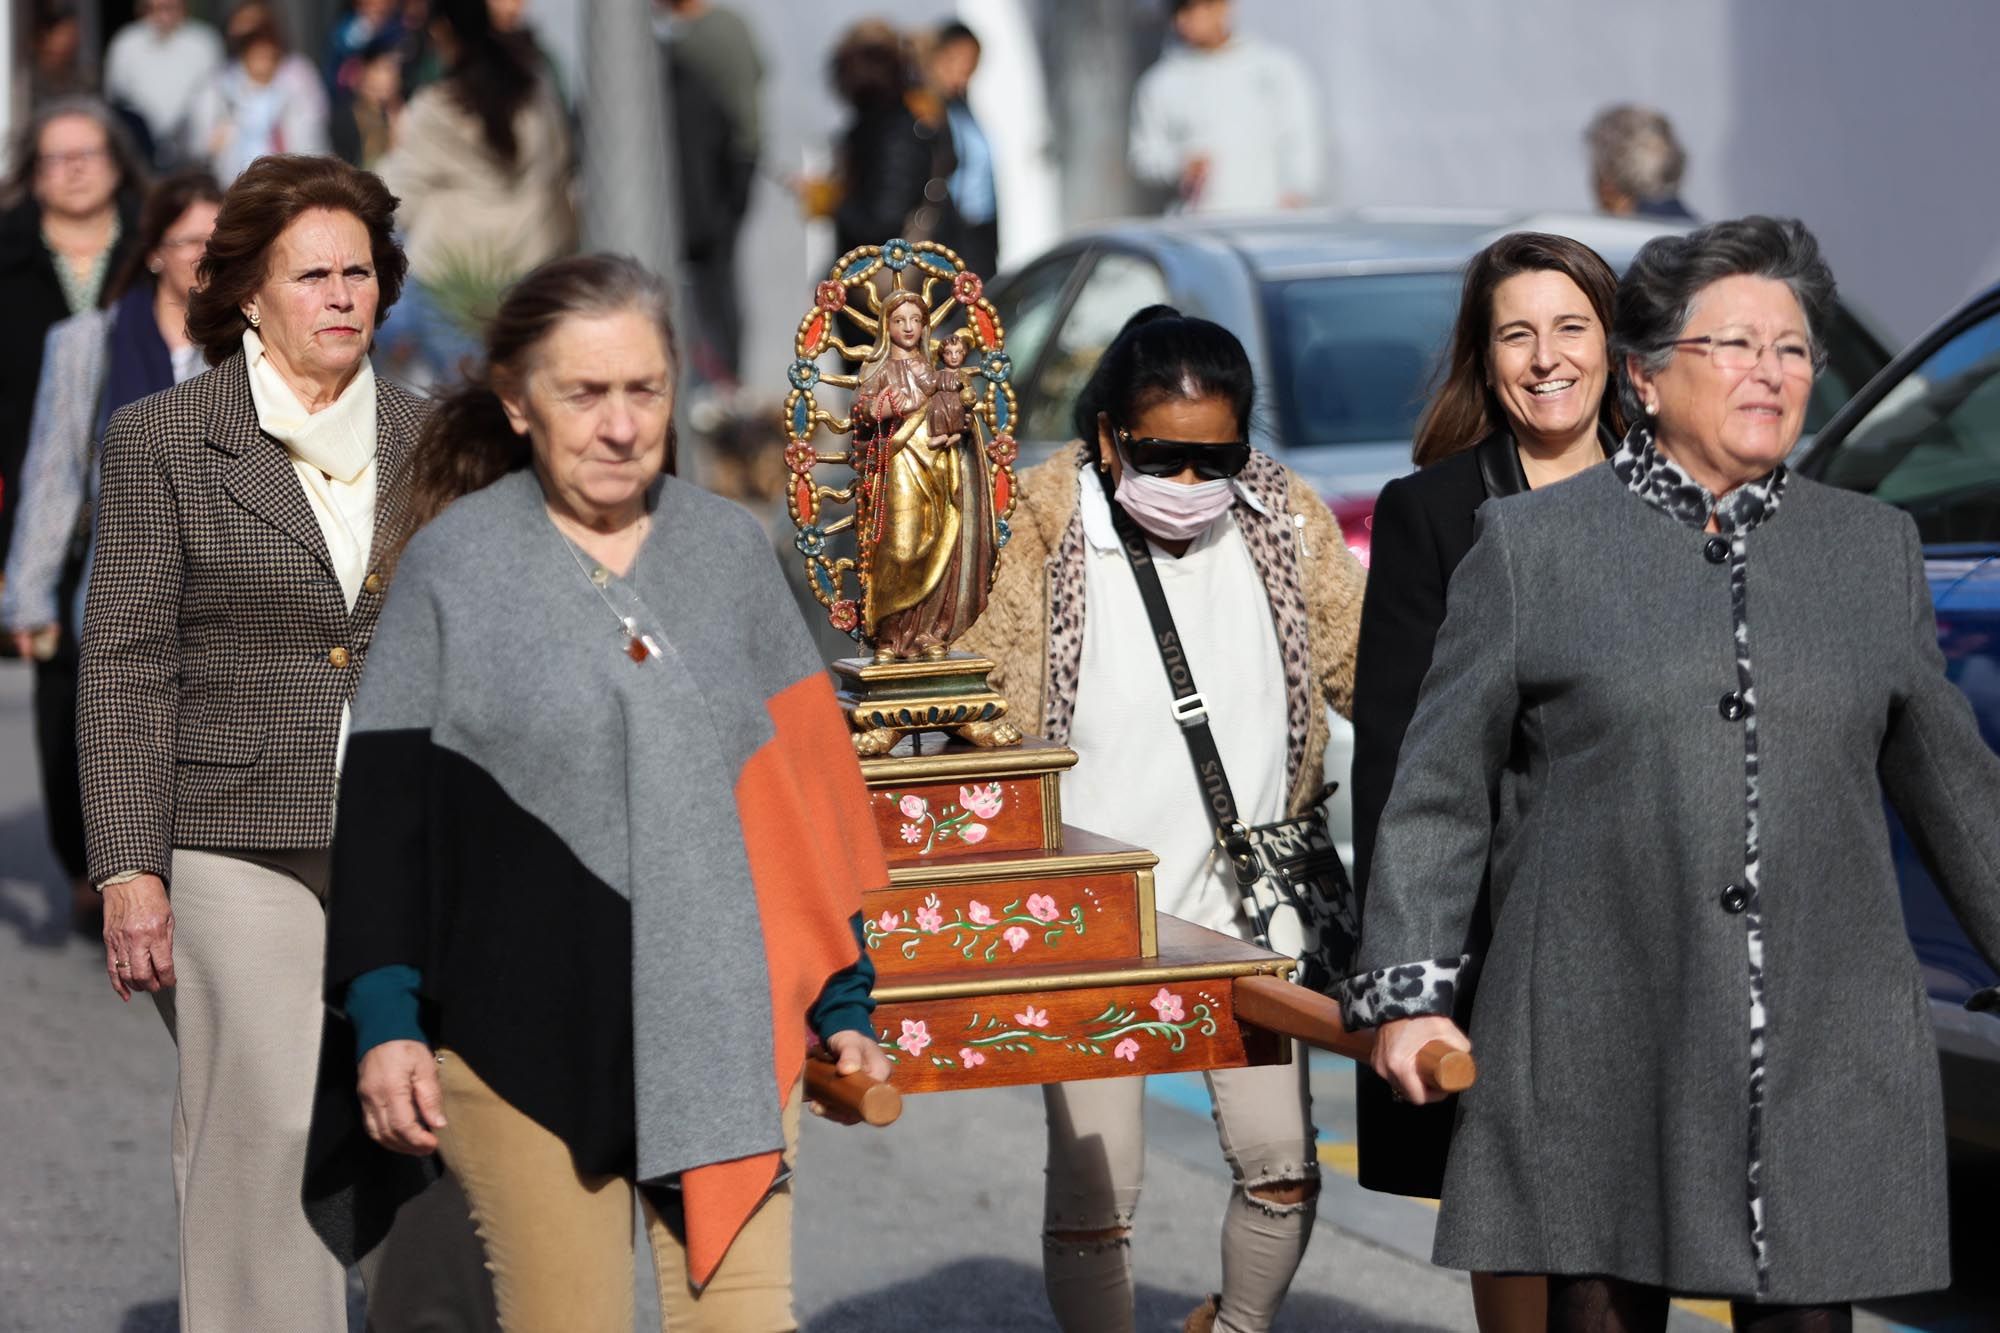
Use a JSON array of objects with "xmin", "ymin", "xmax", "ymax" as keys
[
  {"xmin": 1719, "ymin": 692, "xmax": 1748, "ymax": 721},
  {"xmin": 1704, "ymin": 537, "xmax": 1729, "ymax": 564},
  {"xmin": 1721, "ymin": 884, "xmax": 1750, "ymax": 914}
]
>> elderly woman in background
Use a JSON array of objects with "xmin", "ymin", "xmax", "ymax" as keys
[
  {"xmin": 1349, "ymin": 231, "xmax": 1622, "ymax": 1333},
  {"xmin": 307, "ymin": 254, "xmax": 888, "ymax": 1332},
  {"xmin": 76, "ymin": 153, "xmax": 488, "ymax": 1333},
  {"xmin": 188, "ymin": 2, "xmax": 331, "ymax": 183},
  {"xmin": 2, "ymin": 169, "xmax": 220, "ymax": 932},
  {"xmin": 1348, "ymin": 216, "xmax": 2000, "ymax": 1330},
  {"xmin": 0, "ymin": 96, "xmax": 143, "ymax": 926}
]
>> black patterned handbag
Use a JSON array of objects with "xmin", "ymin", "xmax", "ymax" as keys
[{"xmin": 1102, "ymin": 480, "xmax": 1361, "ymax": 993}]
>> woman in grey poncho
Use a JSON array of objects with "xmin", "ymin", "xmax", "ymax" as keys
[
  {"xmin": 1345, "ymin": 217, "xmax": 2000, "ymax": 1330},
  {"xmin": 307, "ymin": 254, "xmax": 890, "ymax": 1332}
]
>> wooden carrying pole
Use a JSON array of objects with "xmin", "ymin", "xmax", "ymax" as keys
[
  {"xmin": 805, "ymin": 1058, "xmax": 903, "ymax": 1126},
  {"xmin": 1231, "ymin": 974, "xmax": 1475, "ymax": 1094}
]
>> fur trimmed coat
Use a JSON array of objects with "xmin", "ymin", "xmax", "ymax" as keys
[{"xmin": 960, "ymin": 443, "xmax": 1365, "ymax": 816}]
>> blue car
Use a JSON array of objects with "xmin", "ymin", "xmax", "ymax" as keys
[{"xmin": 1797, "ymin": 285, "xmax": 2000, "ymax": 1166}]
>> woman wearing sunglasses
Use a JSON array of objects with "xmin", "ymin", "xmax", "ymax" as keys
[
  {"xmin": 962, "ymin": 305, "xmax": 1366, "ymax": 1333},
  {"xmin": 1347, "ymin": 231, "xmax": 1622, "ymax": 1333}
]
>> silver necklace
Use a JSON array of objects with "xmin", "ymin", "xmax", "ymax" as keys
[{"xmin": 549, "ymin": 509, "xmax": 660, "ymax": 662}]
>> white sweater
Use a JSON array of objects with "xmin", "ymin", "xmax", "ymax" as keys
[{"xmin": 1129, "ymin": 35, "xmax": 1324, "ymax": 213}]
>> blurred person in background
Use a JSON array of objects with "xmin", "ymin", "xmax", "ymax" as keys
[
  {"xmin": 104, "ymin": 0, "xmax": 225, "ymax": 167},
  {"xmin": 924, "ymin": 20, "xmax": 998, "ymax": 280},
  {"xmin": 375, "ymin": 0, "xmax": 576, "ymax": 384},
  {"xmin": 1130, "ymin": 0, "xmax": 1320, "ymax": 214},
  {"xmin": 1349, "ymin": 232, "xmax": 1624, "ymax": 1333},
  {"xmin": 1586, "ymin": 104, "xmax": 1694, "ymax": 221},
  {"xmin": 658, "ymin": 0, "xmax": 763, "ymax": 385},
  {"xmin": 31, "ymin": 3, "xmax": 89, "ymax": 104},
  {"xmin": 0, "ymin": 98, "xmax": 143, "ymax": 623},
  {"xmin": 191, "ymin": 3, "xmax": 332, "ymax": 183},
  {"xmin": 818, "ymin": 20, "xmax": 957, "ymax": 262},
  {"xmin": 326, "ymin": 0, "xmax": 406, "ymax": 91},
  {"xmin": 331, "ymin": 33, "xmax": 408, "ymax": 169},
  {"xmin": 2, "ymin": 170, "xmax": 219, "ymax": 938}
]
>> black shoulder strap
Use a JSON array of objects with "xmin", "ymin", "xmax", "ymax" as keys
[{"xmin": 1096, "ymin": 469, "xmax": 1261, "ymax": 888}]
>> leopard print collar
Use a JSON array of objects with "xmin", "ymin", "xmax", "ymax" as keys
[{"xmin": 1611, "ymin": 423, "xmax": 1786, "ymax": 535}]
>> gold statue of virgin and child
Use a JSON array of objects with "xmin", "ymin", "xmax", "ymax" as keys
[{"xmin": 781, "ymin": 239, "xmax": 1022, "ymax": 753}]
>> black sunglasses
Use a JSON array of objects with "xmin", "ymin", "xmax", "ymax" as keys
[{"xmin": 1115, "ymin": 429, "xmax": 1252, "ymax": 480}]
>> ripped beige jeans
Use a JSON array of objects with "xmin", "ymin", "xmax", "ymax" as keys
[{"xmin": 1041, "ymin": 1042, "xmax": 1319, "ymax": 1333}]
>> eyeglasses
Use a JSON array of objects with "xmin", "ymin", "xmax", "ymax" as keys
[
  {"xmin": 37, "ymin": 147, "xmax": 109, "ymax": 172},
  {"xmin": 1668, "ymin": 334, "xmax": 1817, "ymax": 378},
  {"xmin": 1115, "ymin": 428, "xmax": 1252, "ymax": 480}
]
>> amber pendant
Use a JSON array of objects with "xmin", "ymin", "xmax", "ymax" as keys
[{"xmin": 626, "ymin": 634, "xmax": 649, "ymax": 662}]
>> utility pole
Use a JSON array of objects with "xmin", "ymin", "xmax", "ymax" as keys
[{"xmin": 1041, "ymin": 0, "xmax": 1155, "ymax": 225}]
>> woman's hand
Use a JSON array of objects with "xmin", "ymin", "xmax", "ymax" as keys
[
  {"xmin": 10, "ymin": 626, "xmax": 54, "ymax": 659},
  {"xmin": 357, "ymin": 1040, "xmax": 446, "ymax": 1156},
  {"xmin": 102, "ymin": 875, "xmax": 175, "ymax": 1001},
  {"xmin": 825, "ymin": 1028, "xmax": 892, "ymax": 1084},
  {"xmin": 1371, "ymin": 1015, "xmax": 1471, "ymax": 1106}
]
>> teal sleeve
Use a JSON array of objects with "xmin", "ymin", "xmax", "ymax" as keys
[
  {"xmin": 345, "ymin": 964, "xmax": 428, "ymax": 1061},
  {"xmin": 808, "ymin": 914, "xmax": 877, "ymax": 1042}
]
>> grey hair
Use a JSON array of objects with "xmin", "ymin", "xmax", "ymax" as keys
[
  {"xmin": 1610, "ymin": 216, "xmax": 1837, "ymax": 425},
  {"xmin": 1585, "ymin": 104, "xmax": 1686, "ymax": 205}
]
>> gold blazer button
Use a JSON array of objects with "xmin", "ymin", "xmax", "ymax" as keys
[
  {"xmin": 363, "ymin": 572, "xmax": 384, "ymax": 594},
  {"xmin": 328, "ymin": 646, "xmax": 352, "ymax": 668}
]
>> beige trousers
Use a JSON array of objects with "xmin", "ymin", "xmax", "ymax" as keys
[
  {"xmin": 152, "ymin": 848, "xmax": 350, "ymax": 1333},
  {"xmin": 1041, "ymin": 1045, "xmax": 1320, "ymax": 1333},
  {"xmin": 436, "ymin": 1051, "xmax": 801, "ymax": 1333}
]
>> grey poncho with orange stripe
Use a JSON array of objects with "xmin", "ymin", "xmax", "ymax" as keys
[{"xmin": 304, "ymin": 467, "xmax": 886, "ymax": 1285}]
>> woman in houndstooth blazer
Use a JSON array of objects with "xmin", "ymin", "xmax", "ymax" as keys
[{"xmin": 75, "ymin": 155, "xmax": 490, "ymax": 1333}]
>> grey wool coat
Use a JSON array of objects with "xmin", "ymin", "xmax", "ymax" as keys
[{"xmin": 1340, "ymin": 438, "xmax": 2000, "ymax": 1303}]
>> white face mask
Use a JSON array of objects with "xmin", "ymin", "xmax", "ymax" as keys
[{"xmin": 1112, "ymin": 463, "xmax": 1235, "ymax": 542}]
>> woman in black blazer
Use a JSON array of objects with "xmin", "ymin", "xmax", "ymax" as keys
[{"xmin": 1348, "ymin": 231, "xmax": 1623, "ymax": 1333}]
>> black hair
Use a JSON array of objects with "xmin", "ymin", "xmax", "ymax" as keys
[
  {"xmin": 936, "ymin": 20, "xmax": 979, "ymax": 51},
  {"xmin": 433, "ymin": 0, "xmax": 540, "ymax": 165},
  {"xmin": 1612, "ymin": 216, "xmax": 1836, "ymax": 425},
  {"xmin": 1070, "ymin": 304, "xmax": 1255, "ymax": 442}
]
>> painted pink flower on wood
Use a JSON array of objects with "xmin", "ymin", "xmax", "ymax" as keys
[
  {"xmin": 877, "ymin": 909, "xmax": 901, "ymax": 932},
  {"xmin": 898, "ymin": 794, "xmax": 928, "ymax": 820},
  {"xmin": 962, "ymin": 824, "xmax": 988, "ymax": 844},
  {"xmin": 959, "ymin": 782, "xmax": 1004, "ymax": 819},
  {"xmin": 958, "ymin": 1047, "xmax": 985, "ymax": 1068},
  {"xmin": 1025, "ymin": 893, "xmax": 1059, "ymax": 922},
  {"xmin": 916, "ymin": 904, "xmax": 944, "ymax": 933},
  {"xmin": 967, "ymin": 900, "xmax": 995, "ymax": 925},
  {"xmin": 1003, "ymin": 926, "xmax": 1030, "ymax": 952},
  {"xmin": 1114, "ymin": 1038, "xmax": 1141, "ymax": 1062},
  {"xmin": 1149, "ymin": 987, "xmax": 1185, "ymax": 1023},
  {"xmin": 897, "ymin": 1019, "xmax": 931, "ymax": 1057},
  {"xmin": 899, "ymin": 823, "xmax": 924, "ymax": 845},
  {"xmin": 1015, "ymin": 1004, "xmax": 1048, "ymax": 1029}
]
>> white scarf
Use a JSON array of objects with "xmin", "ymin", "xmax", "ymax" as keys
[{"xmin": 243, "ymin": 328, "xmax": 378, "ymax": 483}]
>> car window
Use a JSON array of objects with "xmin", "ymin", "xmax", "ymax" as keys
[
  {"xmin": 1020, "ymin": 252, "xmax": 1170, "ymax": 444},
  {"xmin": 1805, "ymin": 303, "xmax": 1890, "ymax": 435},
  {"xmin": 991, "ymin": 252, "xmax": 1082, "ymax": 408},
  {"xmin": 1816, "ymin": 306, "xmax": 2000, "ymax": 542},
  {"xmin": 1261, "ymin": 272, "xmax": 1462, "ymax": 449}
]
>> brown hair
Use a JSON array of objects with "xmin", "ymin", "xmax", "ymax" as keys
[
  {"xmin": 1410, "ymin": 232, "xmax": 1625, "ymax": 468},
  {"xmin": 1, "ymin": 95, "xmax": 147, "ymax": 210},
  {"xmin": 185, "ymin": 154, "xmax": 407, "ymax": 365},
  {"xmin": 102, "ymin": 168, "xmax": 223, "ymax": 308},
  {"xmin": 400, "ymin": 254, "xmax": 681, "ymax": 544}
]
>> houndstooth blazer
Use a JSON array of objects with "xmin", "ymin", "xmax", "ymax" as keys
[{"xmin": 77, "ymin": 352, "xmax": 429, "ymax": 884}]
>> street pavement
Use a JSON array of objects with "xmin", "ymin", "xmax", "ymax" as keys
[{"xmin": 0, "ymin": 663, "xmax": 1977, "ymax": 1331}]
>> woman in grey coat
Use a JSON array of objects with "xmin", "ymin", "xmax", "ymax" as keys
[{"xmin": 1342, "ymin": 216, "xmax": 2000, "ymax": 1330}]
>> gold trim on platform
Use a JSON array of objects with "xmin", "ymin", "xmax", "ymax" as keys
[
  {"xmin": 1040, "ymin": 773, "xmax": 1063, "ymax": 851},
  {"xmin": 876, "ymin": 954, "xmax": 1295, "ymax": 1004},
  {"xmin": 833, "ymin": 654, "xmax": 1000, "ymax": 685},
  {"xmin": 1136, "ymin": 867, "xmax": 1158, "ymax": 958},
  {"xmin": 886, "ymin": 843, "xmax": 1157, "ymax": 888},
  {"xmin": 861, "ymin": 741, "xmax": 1078, "ymax": 786}
]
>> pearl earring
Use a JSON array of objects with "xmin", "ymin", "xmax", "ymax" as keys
[
  {"xmin": 246, "ymin": 310, "xmax": 260, "ymax": 328},
  {"xmin": 147, "ymin": 259, "xmax": 163, "ymax": 274}
]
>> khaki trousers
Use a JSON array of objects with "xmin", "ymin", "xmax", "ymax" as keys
[
  {"xmin": 153, "ymin": 849, "xmax": 350, "ymax": 1333},
  {"xmin": 436, "ymin": 1051, "xmax": 800, "ymax": 1333}
]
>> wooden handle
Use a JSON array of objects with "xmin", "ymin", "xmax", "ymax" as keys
[
  {"xmin": 805, "ymin": 1058, "xmax": 902, "ymax": 1127},
  {"xmin": 1231, "ymin": 974, "xmax": 1476, "ymax": 1095}
]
